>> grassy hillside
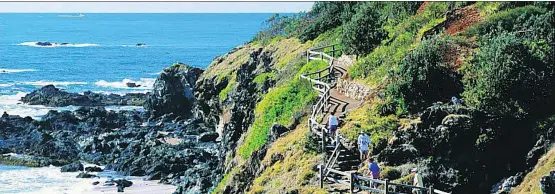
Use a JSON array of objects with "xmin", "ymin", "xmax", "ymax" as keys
[
  {"xmin": 209, "ymin": 1, "xmax": 554, "ymax": 193},
  {"xmin": 513, "ymin": 146, "xmax": 555, "ymax": 194}
]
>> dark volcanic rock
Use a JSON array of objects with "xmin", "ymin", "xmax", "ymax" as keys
[
  {"xmin": 198, "ymin": 132, "xmax": 218, "ymax": 142},
  {"xmin": 85, "ymin": 166, "xmax": 103, "ymax": 172},
  {"xmin": 61, "ymin": 161, "xmax": 84, "ymax": 172},
  {"xmin": 126, "ymin": 82, "xmax": 140, "ymax": 88},
  {"xmin": 145, "ymin": 63, "xmax": 203, "ymax": 119},
  {"xmin": 36, "ymin": 42, "xmax": 53, "ymax": 46},
  {"xmin": 20, "ymin": 85, "xmax": 147, "ymax": 107},
  {"xmin": 76, "ymin": 172, "xmax": 98, "ymax": 178}
]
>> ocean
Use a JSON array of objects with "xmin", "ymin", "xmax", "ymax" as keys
[
  {"xmin": 0, "ymin": 13, "xmax": 273, "ymax": 119},
  {"xmin": 0, "ymin": 13, "xmax": 273, "ymax": 193}
]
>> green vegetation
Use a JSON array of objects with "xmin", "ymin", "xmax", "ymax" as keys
[
  {"xmin": 238, "ymin": 67, "xmax": 319, "ymax": 158},
  {"xmin": 464, "ymin": 6, "xmax": 547, "ymax": 37},
  {"xmin": 513, "ymin": 146, "xmax": 555, "ymax": 194},
  {"xmin": 340, "ymin": 104, "xmax": 398, "ymax": 150},
  {"xmin": 218, "ymin": 73, "xmax": 236, "ymax": 101},
  {"xmin": 349, "ymin": 2, "xmax": 454, "ymax": 85},
  {"xmin": 248, "ymin": 125, "xmax": 326, "ymax": 194},
  {"xmin": 462, "ymin": 33, "xmax": 554, "ymax": 117},
  {"xmin": 341, "ymin": 2, "xmax": 386, "ymax": 56},
  {"xmin": 215, "ymin": 2, "xmax": 555, "ymax": 193},
  {"xmin": 387, "ymin": 36, "xmax": 462, "ymax": 113},
  {"xmin": 253, "ymin": 72, "xmax": 275, "ymax": 85},
  {"xmin": 0, "ymin": 155, "xmax": 52, "ymax": 167}
]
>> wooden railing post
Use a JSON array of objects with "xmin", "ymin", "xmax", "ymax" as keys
[
  {"xmin": 384, "ymin": 179, "xmax": 389, "ymax": 194},
  {"xmin": 319, "ymin": 164, "xmax": 324, "ymax": 188},
  {"xmin": 321, "ymin": 128, "xmax": 326, "ymax": 156},
  {"xmin": 349, "ymin": 172, "xmax": 355, "ymax": 193}
]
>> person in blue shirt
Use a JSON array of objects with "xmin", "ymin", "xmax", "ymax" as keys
[
  {"xmin": 368, "ymin": 158, "xmax": 380, "ymax": 188},
  {"xmin": 368, "ymin": 158, "xmax": 380, "ymax": 179}
]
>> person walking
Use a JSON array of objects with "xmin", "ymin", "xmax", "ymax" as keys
[
  {"xmin": 368, "ymin": 158, "xmax": 380, "ymax": 188},
  {"xmin": 327, "ymin": 114, "xmax": 339, "ymax": 139},
  {"xmin": 412, "ymin": 168, "xmax": 424, "ymax": 194},
  {"xmin": 357, "ymin": 131, "xmax": 371, "ymax": 162}
]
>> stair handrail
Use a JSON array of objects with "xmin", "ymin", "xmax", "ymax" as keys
[{"xmin": 305, "ymin": 44, "xmax": 451, "ymax": 194}]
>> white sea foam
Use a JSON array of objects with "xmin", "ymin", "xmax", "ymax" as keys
[
  {"xmin": 21, "ymin": 81, "xmax": 87, "ymax": 86},
  {"xmin": 0, "ymin": 83, "xmax": 14, "ymax": 87},
  {"xmin": 0, "ymin": 68, "xmax": 37, "ymax": 74},
  {"xmin": 0, "ymin": 164, "xmax": 176, "ymax": 194},
  {"xmin": 94, "ymin": 78, "xmax": 155, "ymax": 89},
  {"xmin": 18, "ymin": 42, "xmax": 100, "ymax": 48}
]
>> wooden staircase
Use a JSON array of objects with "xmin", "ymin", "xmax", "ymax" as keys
[{"xmin": 301, "ymin": 44, "xmax": 451, "ymax": 194}]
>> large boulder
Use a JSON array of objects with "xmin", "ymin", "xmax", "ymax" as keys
[
  {"xmin": 21, "ymin": 85, "xmax": 94, "ymax": 107},
  {"xmin": 61, "ymin": 161, "xmax": 84, "ymax": 172},
  {"xmin": 144, "ymin": 63, "xmax": 204, "ymax": 119}
]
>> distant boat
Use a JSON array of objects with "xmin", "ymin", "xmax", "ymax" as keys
[{"xmin": 58, "ymin": 14, "xmax": 85, "ymax": 18}]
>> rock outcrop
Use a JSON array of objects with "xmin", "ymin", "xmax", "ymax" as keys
[
  {"xmin": 20, "ymin": 85, "xmax": 147, "ymax": 107},
  {"xmin": 145, "ymin": 63, "xmax": 204, "ymax": 120}
]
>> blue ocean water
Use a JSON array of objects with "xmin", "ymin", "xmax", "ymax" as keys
[{"xmin": 0, "ymin": 13, "xmax": 272, "ymax": 118}]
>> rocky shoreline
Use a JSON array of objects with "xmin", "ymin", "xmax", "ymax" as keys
[{"xmin": 0, "ymin": 63, "xmax": 221, "ymax": 193}]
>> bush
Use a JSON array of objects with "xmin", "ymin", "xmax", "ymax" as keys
[
  {"xmin": 462, "ymin": 33, "xmax": 555, "ymax": 117},
  {"xmin": 387, "ymin": 36, "xmax": 462, "ymax": 113},
  {"xmin": 298, "ymin": 2, "xmax": 361, "ymax": 42},
  {"xmin": 464, "ymin": 6, "xmax": 547, "ymax": 37},
  {"xmin": 341, "ymin": 2, "xmax": 387, "ymax": 56}
]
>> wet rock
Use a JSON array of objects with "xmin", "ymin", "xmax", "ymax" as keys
[
  {"xmin": 61, "ymin": 161, "xmax": 84, "ymax": 172},
  {"xmin": 21, "ymin": 85, "xmax": 147, "ymax": 107},
  {"xmin": 36, "ymin": 42, "xmax": 52, "ymax": 46},
  {"xmin": 115, "ymin": 179, "xmax": 133, "ymax": 187},
  {"xmin": 85, "ymin": 166, "xmax": 103, "ymax": 172},
  {"xmin": 136, "ymin": 43, "xmax": 146, "ymax": 47},
  {"xmin": 198, "ymin": 132, "xmax": 218, "ymax": 142},
  {"xmin": 76, "ymin": 172, "xmax": 98, "ymax": 178},
  {"xmin": 92, "ymin": 181, "xmax": 100, "ymax": 185},
  {"xmin": 126, "ymin": 82, "xmax": 140, "ymax": 88}
]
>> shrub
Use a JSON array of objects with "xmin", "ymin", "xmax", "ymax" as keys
[
  {"xmin": 464, "ymin": 6, "xmax": 547, "ymax": 37},
  {"xmin": 298, "ymin": 2, "xmax": 361, "ymax": 42},
  {"xmin": 341, "ymin": 2, "xmax": 387, "ymax": 56},
  {"xmin": 381, "ymin": 166, "xmax": 402, "ymax": 180},
  {"xmin": 387, "ymin": 36, "xmax": 463, "ymax": 113},
  {"xmin": 349, "ymin": 2, "xmax": 454, "ymax": 84},
  {"xmin": 462, "ymin": 33, "xmax": 555, "ymax": 117}
]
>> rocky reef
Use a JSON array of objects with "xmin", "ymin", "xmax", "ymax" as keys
[
  {"xmin": 1, "ymin": 63, "xmax": 222, "ymax": 193},
  {"xmin": 20, "ymin": 85, "xmax": 147, "ymax": 107}
]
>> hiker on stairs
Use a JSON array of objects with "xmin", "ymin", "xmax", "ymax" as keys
[
  {"xmin": 357, "ymin": 131, "xmax": 371, "ymax": 162},
  {"xmin": 327, "ymin": 115, "xmax": 339, "ymax": 143},
  {"xmin": 412, "ymin": 168, "xmax": 425, "ymax": 194},
  {"xmin": 368, "ymin": 158, "xmax": 381, "ymax": 188}
]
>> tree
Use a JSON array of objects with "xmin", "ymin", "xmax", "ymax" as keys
[{"xmin": 341, "ymin": 3, "xmax": 387, "ymax": 56}]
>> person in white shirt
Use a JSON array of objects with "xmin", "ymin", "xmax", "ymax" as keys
[
  {"xmin": 412, "ymin": 168, "xmax": 424, "ymax": 194},
  {"xmin": 327, "ymin": 115, "xmax": 339, "ymax": 138},
  {"xmin": 357, "ymin": 131, "xmax": 371, "ymax": 162}
]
